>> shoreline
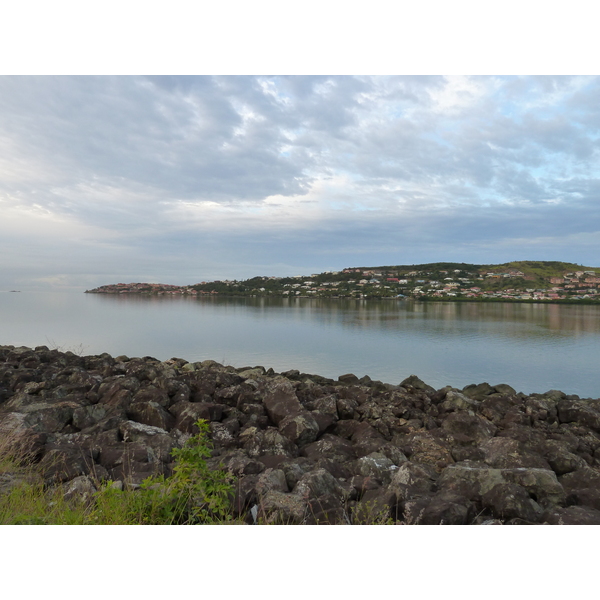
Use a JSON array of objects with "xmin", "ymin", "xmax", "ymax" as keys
[
  {"xmin": 85, "ymin": 290, "xmax": 600, "ymax": 306},
  {"xmin": 2, "ymin": 344, "xmax": 600, "ymax": 524}
]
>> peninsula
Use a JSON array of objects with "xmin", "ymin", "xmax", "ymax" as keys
[{"xmin": 85, "ymin": 260, "xmax": 600, "ymax": 303}]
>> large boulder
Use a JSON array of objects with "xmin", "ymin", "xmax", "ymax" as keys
[
  {"xmin": 262, "ymin": 378, "xmax": 303, "ymax": 426},
  {"xmin": 441, "ymin": 412, "xmax": 497, "ymax": 445},
  {"xmin": 437, "ymin": 464, "xmax": 566, "ymax": 508},
  {"xmin": 481, "ymin": 482, "xmax": 543, "ymax": 522},
  {"xmin": 278, "ymin": 412, "xmax": 320, "ymax": 446}
]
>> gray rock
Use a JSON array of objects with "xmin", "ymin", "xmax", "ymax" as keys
[
  {"xmin": 440, "ymin": 390, "xmax": 480, "ymax": 412},
  {"xmin": 255, "ymin": 468, "xmax": 289, "ymax": 496},
  {"xmin": 256, "ymin": 490, "xmax": 308, "ymax": 524},
  {"xmin": 278, "ymin": 412, "xmax": 319, "ymax": 446},
  {"xmin": 355, "ymin": 452, "xmax": 397, "ymax": 485}
]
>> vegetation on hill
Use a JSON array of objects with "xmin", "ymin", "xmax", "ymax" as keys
[{"xmin": 85, "ymin": 261, "xmax": 600, "ymax": 303}]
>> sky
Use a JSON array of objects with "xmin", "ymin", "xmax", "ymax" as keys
[
  {"xmin": 2, "ymin": 74, "xmax": 600, "ymax": 290},
  {"xmin": 0, "ymin": 2, "xmax": 595, "ymax": 588},
  {"xmin": 1, "ymin": 1, "xmax": 599, "ymax": 291}
]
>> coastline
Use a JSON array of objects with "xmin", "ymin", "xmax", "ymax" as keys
[
  {"xmin": 85, "ymin": 288, "xmax": 600, "ymax": 305},
  {"xmin": 2, "ymin": 344, "xmax": 600, "ymax": 524}
]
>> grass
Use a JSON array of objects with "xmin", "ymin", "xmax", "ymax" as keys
[
  {"xmin": 1, "ymin": 424, "xmax": 405, "ymax": 525},
  {"xmin": 0, "ymin": 420, "xmax": 239, "ymax": 525}
]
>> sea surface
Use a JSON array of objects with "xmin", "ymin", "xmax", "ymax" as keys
[{"xmin": 1, "ymin": 291, "xmax": 599, "ymax": 398}]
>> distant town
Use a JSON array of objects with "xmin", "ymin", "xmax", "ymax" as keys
[{"xmin": 85, "ymin": 261, "xmax": 600, "ymax": 304}]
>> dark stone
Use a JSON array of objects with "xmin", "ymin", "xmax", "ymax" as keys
[
  {"xmin": 262, "ymin": 378, "xmax": 303, "ymax": 426},
  {"xmin": 257, "ymin": 454, "xmax": 288, "ymax": 470},
  {"xmin": 278, "ymin": 412, "xmax": 320, "ymax": 446},
  {"xmin": 462, "ymin": 382, "xmax": 495, "ymax": 400},
  {"xmin": 310, "ymin": 411, "xmax": 337, "ymax": 435},
  {"xmin": 232, "ymin": 475, "xmax": 259, "ymax": 516},
  {"xmin": 131, "ymin": 385, "xmax": 170, "ymax": 408},
  {"xmin": 543, "ymin": 505, "xmax": 600, "ymax": 525},
  {"xmin": 301, "ymin": 433, "xmax": 356, "ymax": 461},
  {"xmin": 127, "ymin": 401, "xmax": 175, "ymax": 431},
  {"xmin": 170, "ymin": 401, "xmax": 223, "ymax": 433},
  {"xmin": 441, "ymin": 412, "xmax": 497, "ymax": 445},
  {"xmin": 480, "ymin": 437, "xmax": 551, "ymax": 470},
  {"xmin": 566, "ymin": 487, "xmax": 600, "ymax": 511},
  {"xmin": 418, "ymin": 491, "xmax": 476, "ymax": 525},
  {"xmin": 400, "ymin": 375, "xmax": 436, "ymax": 395},
  {"xmin": 557, "ymin": 399, "xmax": 600, "ymax": 432},
  {"xmin": 481, "ymin": 482, "xmax": 542, "ymax": 522},
  {"xmin": 559, "ymin": 467, "xmax": 600, "ymax": 494},
  {"xmin": 400, "ymin": 431, "xmax": 454, "ymax": 470}
]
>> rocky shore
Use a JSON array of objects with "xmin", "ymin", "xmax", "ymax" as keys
[{"xmin": 2, "ymin": 344, "xmax": 600, "ymax": 524}]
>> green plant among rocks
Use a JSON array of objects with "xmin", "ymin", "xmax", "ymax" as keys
[
  {"xmin": 113, "ymin": 419, "xmax": 235, "ymax": 524},
  {"xmin": 0, "ymin": 419, "xmax": 236, "ymax": 525}
]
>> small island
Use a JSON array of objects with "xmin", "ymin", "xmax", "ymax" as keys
[{"xmin": 85, "ymin": 260, "xmax": 600, "ymax": 304}]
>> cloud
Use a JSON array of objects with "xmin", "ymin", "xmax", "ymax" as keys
[{"xmin": 1, "ymin": 75, "xmax": 600, "ymax": 289}]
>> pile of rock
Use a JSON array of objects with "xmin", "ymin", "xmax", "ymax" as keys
[{"xmin": 1, "ymin": 344, "xmax": 600, "ymax": 524}]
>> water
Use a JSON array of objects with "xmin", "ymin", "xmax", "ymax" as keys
[{"xmin": 1, "ymin": 291, "xmax": 599, "ymax": 398}]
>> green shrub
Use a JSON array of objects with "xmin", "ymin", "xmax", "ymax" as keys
[{"xmin": 0, "ymin": 419, "xmax": 236, "ymax": 525}]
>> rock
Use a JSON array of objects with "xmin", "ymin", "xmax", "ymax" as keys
[
  {"xmin": 400, "ymin": 431, "xmax": 454, "ymax": 470},
  {"xmin": 255, "ymin": 468, "xmax": 289, "ymax": 496},
  {"xmin": 350, "ymin": 421, "xmax": 387, "ymax": 458},
  {"xmin": 412, "ymin": 490, "xmax": 476, "ymax": 525},
  {"xmin": 543, "ymin": 441, "xmax": 588, "ymax": 475},
  {"xmin": 39, "ymin": 446, "xmax": 96, "ymax": 484},
  {"xmin": 437, "ymin": 464, "xmax": 566, "ymax": 508},
  {"xmin": 462, "ymin": 382, "xmax": 495, "ymax": 401},
  {"xmin": 559, "ymin": 467, "xmax": 600, "ymax": 494},
  {"xmin": 73, "ymin": 404, "xmax": 109, "ymax": 430},
  {"xmin": 280, "ymin": 459, "xmax": 314, "ymax": 490},
  {"xmin": 293, "ymin": 468, "xmax": 346, "ymax": 500},
  {"xmin": 131, "ymin": 385, "xmax": 171, "ymax": 408},
  {"xmin": 256, "ymin": 490, "xmax": 308, "ymax": 524},
  {"xmin": 239, "ymin": 427, "xmax": 297, "ymax": 458},
  {"xmin": 355, "ymin": 452, "xmax": 397, "ymax": 485},
  {"xmin": 480, "ymin": 437, "xmax": 551, "ymax": 470},
  {"xmin": 301, "ymin": 433, "xmax": 356, "ymax": 462},
  {"xmin": 400, "ymin": 375, "xmax": 436, "ymax": 395},
  {"xmin": 352, "ymin": 487, "xmax": 393, "ymax": 524},
  {"xmin": 170, "ymin": 401, "xmax": 223, "ymax": 433},
  {"xmin": 565, "ymin": 487, "xmax": 600, "ymax": 511},
  {"xmin": 338, "ymin": 373, "xmax": 360, "ymax": 385},
  {"xmin": 557, "ymin": 399, "xmax": 600, "ymax": 431},
  {"xmin": 3, "ymin": 344, "xmax": 600, "ymax": 525},
  {"xmin": 337, "ymin": 396, "xmax": 359, "ymax": 420},
  {"xmin": 481, "ymin": 482, "xmax": 542, "ymax": 522},
  {"xmin": 440, "ymin": 391, "xmax": 481, "ymax": 413},
  {"xmin": 262, "ymin": 377, "xmax": 303, "ymax": 426},
  {"xmin": 311, "ymin": 395, "xmax": 339, "ymax": 419},
  {"xmin": 387, "ymin": 461, "xmax": 439, "ymax": 505},
  {"xmin": 127, "ymin": 401, "xmax": 175, "ymax": 431},
  {"xmin": 278, "ymin": 412, "xmax": 319, "ymax": 446},
  {"xmin": 441, "ymin": 412, "xmax": 497, "ymax": 445},
  {"xmin": 493, "ymin": 383, "xmax": 517, "ymax": 396},
  {"xmin": 542, "ymin": 505, "xmax": 600, "ymax": 525},
  {"xmin": 63, "ymin": 475, "xmax": 97, "ymax": 505}
]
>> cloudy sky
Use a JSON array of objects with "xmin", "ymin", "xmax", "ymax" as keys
[{"xmin": 1, "ymin": 74, "xmax": 600, "ymax": 290}]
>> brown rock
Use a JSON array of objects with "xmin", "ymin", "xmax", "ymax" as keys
[
  {"xmin": 441, "ymin": 412, "xmax": 497, "ymax": 445},
  {"xmin": 262, "ymin": 377, "xmax": 303, "ymax": 426}
]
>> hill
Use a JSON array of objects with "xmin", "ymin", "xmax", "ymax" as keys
[{"xmin": 86, "ymin": 261, "xmax": 600, "ymax": 303}]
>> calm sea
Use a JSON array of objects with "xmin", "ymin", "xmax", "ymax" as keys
[{"xmin": 1, "ymin": 291, "xmax": 599, "ymax": 398}]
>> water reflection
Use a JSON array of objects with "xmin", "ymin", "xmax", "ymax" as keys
[
  {"xmin": 94, "ymin": 294, "xmax": 600, "ymax": 338},
  {"xmin": 4, "ymin": 292, "xmax": 600, "ymax": 397}
]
